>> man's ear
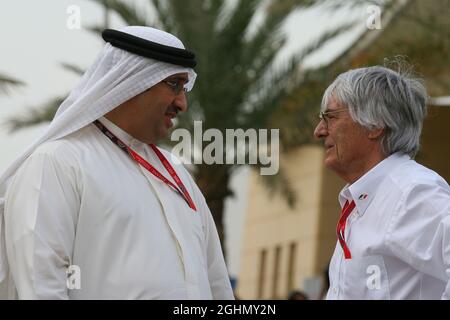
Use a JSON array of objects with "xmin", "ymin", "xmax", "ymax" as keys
[{"xmin": 368, "ymin": 128, "xmax": 384, "ymax": 140}]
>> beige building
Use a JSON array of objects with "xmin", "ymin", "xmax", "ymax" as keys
[
  {"xmin": 238, "ymin": 146, "xmax": 343, "ymax": 299},
  {"xmin": 237, "ymin": 0, "xmax": 450, "ymax": 299}
]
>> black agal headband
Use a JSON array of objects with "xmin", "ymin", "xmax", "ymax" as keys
[{"xmin": 102, "ymin": 29, "xmax": 197, "ymax": 68}]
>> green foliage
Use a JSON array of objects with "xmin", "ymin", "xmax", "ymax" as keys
[
  {"xmin": 4, "ymin": 63, "xmax": 84, "ymax": 132},
  {"xmin": 0, "ymin": 73, "xmax": 24, "ymax": 95},
  {"xmin": 5, "ymin": 97, "xmax": 65, "ymax": 133}
]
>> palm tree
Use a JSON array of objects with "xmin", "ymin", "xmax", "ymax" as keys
[
  {"xmin": 90, "ymin": 0, "xmax": 354, "ymax": 252},
  {"xmin": 0, "ymin": 72, "xmax": 25, "ymax": 129},
  {"xmin": 7, "ymin": 0, "xmax": 357, "ymax": 255},
  {"xmin": 0, "ymin": 73, "xmax": 24, "ymax": 95}
]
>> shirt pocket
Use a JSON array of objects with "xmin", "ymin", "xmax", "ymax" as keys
[{"xmin": 343, "ymin": 255, "xmax": 390, "ymax": 300}]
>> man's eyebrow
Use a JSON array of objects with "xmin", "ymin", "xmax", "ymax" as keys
[{"xmin": 325, "ymin": 108, "xmax": 343, "ymax": 113}]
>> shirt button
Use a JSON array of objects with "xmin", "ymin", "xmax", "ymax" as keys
[{"xmin": 333, "ymin": 287, "xmax": 338, "ymax": 294}]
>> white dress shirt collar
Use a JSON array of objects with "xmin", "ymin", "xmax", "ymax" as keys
[{"xmin": 339, "ymin": 152, "xmax": 411, "ymax": 216}]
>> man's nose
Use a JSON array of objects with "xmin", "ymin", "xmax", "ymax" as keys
[
  {"xmin": 174, "ymin": 92, "xmax": 188, "ymax": 113},
  {"xmin": 314, "ymin": 119, "xmax": 328, "ymax": 139}
]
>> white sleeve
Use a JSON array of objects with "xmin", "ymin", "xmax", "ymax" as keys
[
  {"xmin": 440, "ymin": 215, "xmax": 450, "ymax": 300},
  {"xmin": 167, "ymin": 150, "xmax": 234, "ymax": 300},
  {"xmin": 181, "ymin": 170, "xmax": 234, "ymax": 299},
  {"xmin": 4, "ymin": 147, "xmax": 80, "ymax": 299},
  {"xmin": 385, "ymin": 181, "xmax": 450, "ymax": 299},
  {"xmin": 202, "ymin": 202, "xmax": 235, "ymax": 300}
]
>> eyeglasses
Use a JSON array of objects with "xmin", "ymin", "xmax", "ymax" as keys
[
  {"xmin": 161, "ymin": 80, "xmax": 188, "ymax": 95},
  {"xmin": 318, "ymin": 108, "xmax": 348, "ymax": 128}
]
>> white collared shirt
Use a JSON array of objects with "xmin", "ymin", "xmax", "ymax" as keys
[
  {"xmin": 326, "ymin": 153, "xmax": 450, "ymax": 300},
  {"xmin": 4, "ymin": 118, "xmax": 234, "ymax": 299}
]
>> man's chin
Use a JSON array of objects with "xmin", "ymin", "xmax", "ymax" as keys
[{"xmin": 324, "ymin": 156, "xmax": 338, "ymax": 170}]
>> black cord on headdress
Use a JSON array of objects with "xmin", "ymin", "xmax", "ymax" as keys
[{"xmin": 102, "ymin": 29, "xmax": 197, "ymax": 68}]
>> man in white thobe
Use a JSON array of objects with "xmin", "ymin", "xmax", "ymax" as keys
[{"xmin": 0, "ymin": 26, "xmax": 234, "ymax": 300}]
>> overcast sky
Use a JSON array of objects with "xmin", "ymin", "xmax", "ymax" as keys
[{"xmin": 0, "ymin": 0, "xmax": 369, "ymax": 278}]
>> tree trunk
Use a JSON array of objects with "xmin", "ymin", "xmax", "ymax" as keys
[{"xmin": 194, "ymin": 164, "xmax": 233, "ymax": 261}]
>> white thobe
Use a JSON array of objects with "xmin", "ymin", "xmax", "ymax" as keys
[
  {"xmin": 326, "ymin": 153, "xmax": 450, "ymax": 300},
  {"xmin": 4, "ymin": 117, "xmax": 234, "ymax": 300}
]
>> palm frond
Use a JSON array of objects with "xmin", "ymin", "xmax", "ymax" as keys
[
  {"xmin": 320, "ymin": 0, "xmax": 390, "ymax": 11},
  {"xmin": 294, "ymin": 22, "xmax": 356, "ymax": 64},
  {"xmin": 85, "ymin": 25, "xmax": 104, "ymax": 35},
  {"xmin": 217, "ymin": 0, "xmax": 260, "ymax": 47},
  {"xmin": 241, "ymin": 55, "xmax": 302, "ymax": 129},
  {"xmin": 5, "ymin": 96, "xmax": 65, "ymax": 132},
  {"xmin": 152, "ymin": 0, "xmax": 175, "ymax": 33},
  {"xmin": 60, "ymin": 63, "xmax": 85, "ymax": 76},
  {"xmin": 91, "ymin": 0, "xmax": 149, "ymax": 26},
  {"xmin": 0, "ymin": 74, "xmax": 25, "ymax": 95}
]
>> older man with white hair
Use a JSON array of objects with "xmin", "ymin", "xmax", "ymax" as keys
[
  {"xmin": 0, "ymin": 26, "xmax": 234, "ymax": 300},
  {"xmin": 314, "ymin": 65, "xmax": 450, "ymax": 299}
]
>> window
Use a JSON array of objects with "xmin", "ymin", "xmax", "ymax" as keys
[
  {"xmin": 272, "ymin": 245, "xmax": 282, "ymax": 299},
  {"xmin": 287, "ymin": 242, "xmax": 297, "ymax": 292},
  {"xmin": 257, "ymin": 248, "xmax": 267, "ymax": 299}
]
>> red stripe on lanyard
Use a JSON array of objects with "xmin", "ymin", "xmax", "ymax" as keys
[
  {"xmin": 93, "ymin": 120, "xmax": 197, "ymax": 211},
  {"xmin": 337, "ymin": 200, "xmax": 355, "ymax": 259},
  {"xmin": 128, "ymin": 146, "xmax": 197, "ymax": 211}
]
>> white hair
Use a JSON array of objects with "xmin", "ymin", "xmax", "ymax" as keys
[{"xmin": 321, "ymin": 65, "xmax": 428, "ymax": 158}]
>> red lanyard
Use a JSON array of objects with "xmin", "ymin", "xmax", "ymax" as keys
[
  {"xmin": 94, "ymin": 120, "xmax": 197, "ymax": 211},
  {"xmin": 337, "ymin": 200, "xmax": 355, "ymax": 259}
]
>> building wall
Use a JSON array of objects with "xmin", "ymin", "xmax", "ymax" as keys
[
  {"xmin": 237, "ymin": 145, "xmax": 329, "ymax": 299},
  {"xmin": 313, "ymin": 163, "xmax": 345, "ymax": 287},
  {"xmin": 418, "ymin": 106, "xmax": 450, "ymax": 183}
]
